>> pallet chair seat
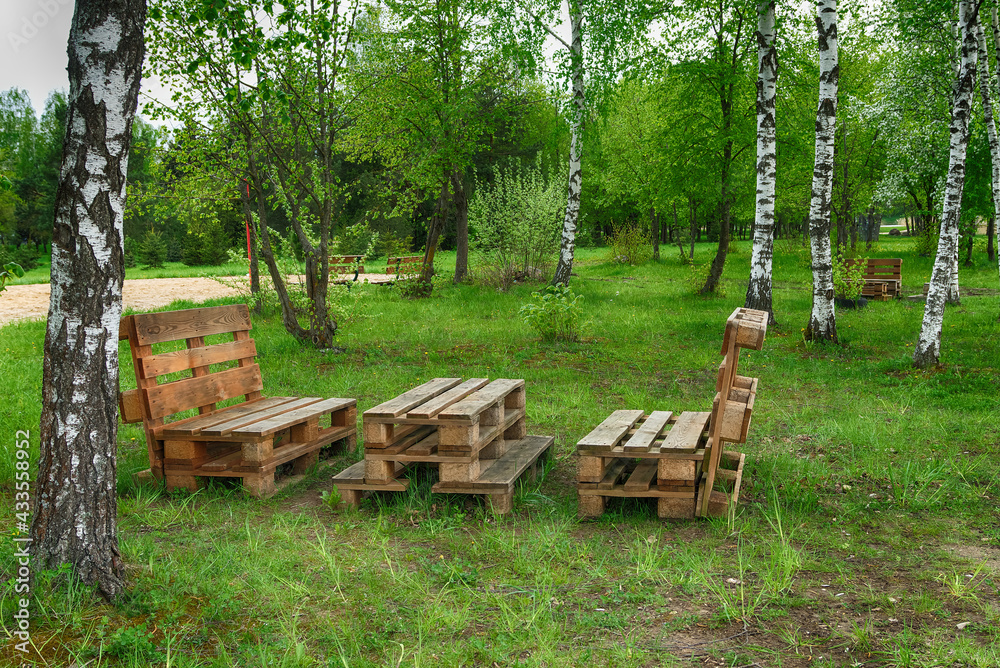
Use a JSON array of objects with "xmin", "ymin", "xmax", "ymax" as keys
[{"xmin": 118, "ymin": 304, "xmax": 357, "ymax": 497}]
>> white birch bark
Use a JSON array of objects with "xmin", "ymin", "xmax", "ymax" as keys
[
  {"xmin": 745, "ymin": 0, "xmax": 778, "ymax": 324},
  {"xmin": 551, "ymin": 1, "xmax": 583, "ymax": 287},
  {"xmin": 32, "ymin": 0, "xmax": 145, "ymax": 600},
  {"xmin": 806, "ymin": 0, "xmax": 838, "ymax": 342},
  {"xmin": 915, "ymin": 0, "xmax": 978, "ymax": 367},
  {"xmin": 992, "ymin": 8, "xmax": 1000, "ymax": 310},
  {"xmin": 978, "ymin": 17, "xmax": 1000, "ymax": 314}
]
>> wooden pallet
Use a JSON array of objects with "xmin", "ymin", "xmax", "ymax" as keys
[
  {"xmin": 333, "ymin": 378, "xmax": 550, "ymax": 513},
  {"xmin": 576, "ymin": 307, "xmax": 767, "ymax": 520},
  {"xmin": 118, "ymin": 305, "xmax": 358, "ymax": 497}
]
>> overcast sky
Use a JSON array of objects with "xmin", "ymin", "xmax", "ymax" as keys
[{"xmin": 0, "ymin": 0, "xmax": 171, "ymax": 120}]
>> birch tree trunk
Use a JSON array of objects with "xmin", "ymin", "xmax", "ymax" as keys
[
  {"xmin": 978, "ymin": 17, "xmax": 1000, "ymax": 313},
  {"xmin": 806, "ymin": 0, "xmax": 839, "ymax": 343},
  {"xmin": 744, "ymin": 0, "xmax": 778, "ymax": 325},
  {"xmin": 551, "ymin": 1, "xmax": 584, "ymax": 287},
  {"xmin": 31, "ymin": 0, "xmax": 146, "ymax": 601},
  {"xmin": 452, "ymin": 170, "xmax": 469, "ymax": 283},
  {"xmin": 992, "ymin": 8, "xmax": 1000, "ymax": 313},
  {"xmin": 915, "ymin": 0, "xmax": 978, "ymax": 368}
]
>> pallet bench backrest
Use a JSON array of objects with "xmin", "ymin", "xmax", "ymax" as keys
[
  {"xmin": 118, "ymin": 304, "xmax": 263, "ymax": 428},
  {"xmin": 331, "ymin": 255, "xmax": 364, "ymax": 275},
  {"xmin": 386, "ymin": 255, "xmax": 422, "ymax": 277},
  {"xmin": 701, "ymin": 307, "xmax": 767, "ymax": 515},
  {"xmin": 847, "ymin": 258, "xmax": 902, "ymax": 296}
]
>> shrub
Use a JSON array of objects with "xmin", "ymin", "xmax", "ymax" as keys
[
  {"xmin": 0, "ymin": 244, "xmax": 42, "ymax": 272},
  {"xmin": 335, "ymin": 220, "xmax": 381, "ymax": 259},
  {"xmin": 832, "ymin": 251, "xmax": 866, "ymax": 301},
  {"xmin": 471, "ymin": 156, "xmax": 564, "ymax": 290},
  {"xmin": 607, "ymin": 221, "xmax": 652, "ymax": 265},
  {"xmin": 137, "ymin": 230, "xmax": 166, "ymax": 268},
  {"xmin": 123, "ymin": 237, "xmax": 137, "ymax": 268},
  {"xmin": 519, "ymin": 283, "xmax": 583, "ymax": 342},
  {"xmin": 183, "ymin": 217, "xmax": 230, "ymax": 266}
]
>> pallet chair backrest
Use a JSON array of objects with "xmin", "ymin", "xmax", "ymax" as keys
[
  {"xmin": 118, "ymin": 304, "xmax": 264, "ymax": 427},
  {"xmin": 700, "ymin": 307, "xmax": 767, "ymax": 515}
]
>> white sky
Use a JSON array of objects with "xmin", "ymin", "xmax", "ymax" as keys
[{"xmin": 0, "ymin": 0, "xmax": 169, "ymax": 119}]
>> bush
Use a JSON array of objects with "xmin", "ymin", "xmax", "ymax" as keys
[
  {"xmin": 137, "ymin": 230, "xmax": 167, "ymax": 268},
  {"xmin": 183, "ymin": 217, "xmax": 230, "ymax": 266},
  {"xmin": 471, "ymin": 156, "xmax": 564, "ymax": 290},
  {"xmin": 0, "ymin": 244, "xmax": 42, "ymax": 272},
  {"xmin": 335, "ymin": 220, "xmax": 381, "ymax": 259},
  {"xmin": 607, "ymin": 221, "xmax": 651, "ymax": 265},
  {"xmin": 519, "ymin": 283, "xmax": 583, "ymax": 342},
  {"xmin": 832, "ymin": 251, "xmax": 866, "ymax": 301},
  {"xmin": 123, "ymin": 237, "xmax": 137, "ymax": 268},
  {"xmin": 914, "ymin": 226, "xmax": 938, "ymax": 257}
]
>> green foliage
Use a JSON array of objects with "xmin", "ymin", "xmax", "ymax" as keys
[
  {"xmin": 0, "ymin": 244, "xmax": 41, "ymax": 272},
  {"xmin": 183, "ymin": 217, "xmax": 230, "ymax": 266},
  {"xmin": 832, "ymin": 251, "xmax": 866, "ymax": 301},
  {"xmin": 470, "ymin": 157, "xmax": 564, "ymax": 290},
  {"xmin": 914, "ymin": 225, "xmax": 939, "ymax": 257},
  {"xmin": 519, "ymin": 283, "xmax": 583, "ymax": 342},
  {"xmin": 123, "ymin": 237, "xmax": 138, "ymax": 269},
  {"xmin": 138, "ymin": 230, "xmax": 167, "ymax": 269},
  {"xmin": 607, "ymin": 221, "xmax": 651, "ymax": 265},
  {"xmin": 335, "ymin": 220, "xmax": 381, "ymax": 259},
  {"xmin": 0, "ymin": 261, "xmax": 23, "ymax": 293}
]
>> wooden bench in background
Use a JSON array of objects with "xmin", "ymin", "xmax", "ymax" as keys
[
  {"xmin": 386, "ymin": 255, "xmax": 422, "ymax": 279},
  {"xmin": 118, "ymin": 304, "xmax": 357, "ymax": 497},
  {"xmin": 848, "ymin": 258, "xmax": 902, "ymax": 301},
  {"xmin": 331, "ymin": 255, "xmax": 364, "ymax": 283},
  {"xmin": 576, "ymin": 307, "xmax": 767, "ymax": 520}
]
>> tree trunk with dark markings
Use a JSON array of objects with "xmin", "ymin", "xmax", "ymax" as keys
[{"xmin": 31, "ymin": 0, "xmax": 146, "ymax": 601}]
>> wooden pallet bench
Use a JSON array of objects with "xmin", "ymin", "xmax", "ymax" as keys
[
  {"xmin": 118, "ymin": 304, "xmax": 357, "ymax": 497},
  {"xmin": 576, "ymin": 307, "xmax": 767, "ymax": 519},
  {"xmin": 386, "ymin": 255, "xmax": 422, "ymax": 279},
  {"xmin": 848, "ymin": 258, "xmax": 901, "ymax": 300},
  {"xmin": 333, "ymin": 377, "xmax": 553, "ymax": 513}
]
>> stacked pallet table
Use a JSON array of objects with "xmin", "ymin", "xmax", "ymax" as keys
[
  {"xmin": 577, "ymin": 307, "xmax": 767, "ymax": 519},
  {"xmin": 333, "ymin": 378, "xmax": 553, "ymax": 513}
]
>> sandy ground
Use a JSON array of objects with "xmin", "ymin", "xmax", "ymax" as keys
[
  {"xmin": 0, "ymin": 277, "xmax": 241, "ymax": 327},
  {"xmin": 0, "ymin": 273, "xmax": 401, "ymax": 327}
]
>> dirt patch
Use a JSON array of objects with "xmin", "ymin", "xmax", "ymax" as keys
[{"xmin": 0, "ymin": 277, "xmax": 241, "ymax": 326}]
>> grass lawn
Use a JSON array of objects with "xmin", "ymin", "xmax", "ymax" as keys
[{"xmin": 0, "ymin": 237, "xmax": 998, "ymax": 667}]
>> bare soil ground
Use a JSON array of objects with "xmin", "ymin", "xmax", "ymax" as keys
[{"xmin": 0, "ymin": 277, "xmax": 240, "ymax": 326}]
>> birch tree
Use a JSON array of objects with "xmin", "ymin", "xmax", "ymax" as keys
[
  {"xmin": 990, "ymin": 8, "xmax": 1000, "ymax": 312},
  {"xmin": 914, "ymin": 0, "xmax": 981, "ymax": 367},
  {"xmin": 31, "ymin": 0, "xmax": 146, "ymax": 600},
  {"xmin": 744, "ymin": 0, "xmax": 778, "ymax": 323},
  {"xmin": 805, "ymin": 0, "xmax": 839, "ymax": 343},
  {"xmin": 551, "ymin": 1, "xmax": 584, "ymax": 286}
]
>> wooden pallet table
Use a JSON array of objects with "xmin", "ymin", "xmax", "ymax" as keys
[
  {"xmin": 333, "ymin": 377, "xmax": 553, "ymax": 513},
  {"xmin": 118, "ymin": 305, "xmax": 357, "ymax": 497},
  {"xmin": 576, "ymin": 307, "xmax": 767, "ymax": 520}
]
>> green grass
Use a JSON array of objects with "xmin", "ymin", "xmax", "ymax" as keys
[{"xmin": 0, "ymin": 237, "xmax": 998, "ymax": 666}]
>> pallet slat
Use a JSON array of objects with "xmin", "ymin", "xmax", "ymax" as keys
[
  {"xmin": 364, "ymin": 378, "xmax": 462, "ymax": 418},
  {"xmin": 578, "ymin": 410, "xmax": 645, "ymax": 450}
]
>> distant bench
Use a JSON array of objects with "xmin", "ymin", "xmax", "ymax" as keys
[
  {"xmin": 331, "ymin": 255, "xmax": 364, "ymax": 282},
  {"xmin": 848, "ymin": 258, "xmax": 901, "ymax": 301},
  {"xmin": 386, "ymin": 255, "xmax": 422, "ymax": 279}
]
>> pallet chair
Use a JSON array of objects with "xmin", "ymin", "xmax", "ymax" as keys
[{"xmin": 118, "ymin": 304, "xmax": 357, "ymax": 497}]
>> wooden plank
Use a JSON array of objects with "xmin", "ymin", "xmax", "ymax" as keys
[
  {"xmin": 132, "ymin": 304, "xmax": 251, "ymax": 346},
  {"xmin": 140, "ymin": 339, "xmax": 257, "ymax": 377},
  {"xmin": 577, "ymin": 410, "xmax": 645, "ymax": 450},
  {"xmin": 438, "ymin": 379, "xmax": 525, "ymax": 420},
  {"xmin": 364, "ymin": 378, "xmax": 462, "ymax": 418},
  {"xmin": 232, "ymin": 424, "xmax": 354, "ymax": 472},
  {"xmin": 332, "ymin": 460, "xmax": 366, "ymax": 484},
  {"xmin": 433, "ymin": 436, "xmax": 552, "ymax": 494},
  {"xmin": 159, "ymin": 397, "xmax": 295, "ymax": 436},
  {"xmin": 597, "ymin": 458, "xmax": 629, "ymax": 490},
  {"xmin": 191, "ymin": 397, "xmax": 323, "ymax": 437},
  {"xmin": 623, "ymin": 459, "xmax": 658, "ymax": 492},
  {"xmin": 659, "ymin": 412, "xmax": 709, "ymax": 453},
  {"xmin": 144, "ymin": 365, "xmax": 263, "ymax": 420},
  {"xmin": 622, "ymin": 411, "xmax": 672, "ymax": 452},
  {"xmin": 231, "ymin": 397, "xmax": 356, "ymax": 438},
  {"xmin": 118, "ymin": 389, "xmax": 143, "ymax": 424},
  {"xmin": 406, "ymin": 378, "xmax": 489, "ymax": 419},
  {"xmin": 405, "ymin": 431, "xmax": 439, "ymax": 457},
  {"xmin": 577, "ymin": 484, "xmax": 695, "ymax": 499},
  {"xmin": 199, "ymin": 449, "xmax": 245, "ymax": 472}
]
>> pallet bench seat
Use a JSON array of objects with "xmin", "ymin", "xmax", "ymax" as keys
[
  {"xmin": 118, "ymin": 304, "xmax": 357, "ymax": 497},
  {"xmin": 333, "ymin": 377, "xmax": 552, "ymax": 513},
  {"xmin": 848, "ymin": 258, "xmax": 901, "ymax": 300},
  {"xmin": 576, "ymin": 307, "xmax": 767, "ymax": 520},
  {"xmin": 331, "ymin": 255, "xmax": 365, "ymax": 283}
]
